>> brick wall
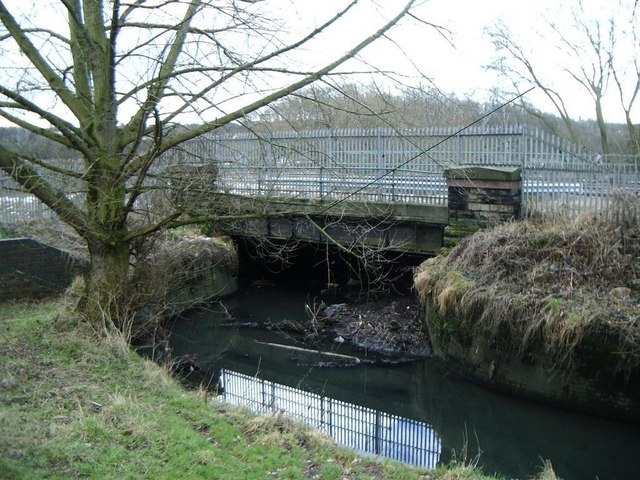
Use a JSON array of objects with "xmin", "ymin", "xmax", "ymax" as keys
[{"xmin": 0, "ymin": 238, "xmax": 87, "ymax": 302}]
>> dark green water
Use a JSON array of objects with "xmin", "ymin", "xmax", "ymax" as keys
[{"xmin": 170, "ymin": 284, "xmax": 640, "ymax": 480}]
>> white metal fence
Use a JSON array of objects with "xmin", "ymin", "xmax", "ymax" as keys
[
  {"xmin": 171, "ymin": 125, "xmax": 640, "ymax": 218},
  {"xmin": 1, "ymin": 126, "xmax": 639, "ymax": 225},
  {"xmin": 178, "ymin": 125, "xmax": 638, "ymax": 169},
  {"xmin": 0, "ymin": 189, "xmax": 57, "ymax": 224},
  {"xmin": 523, "ymin": 162, "xmax": 640, "ymax": 220},
  {"xmin": 0, "ymin": 158, "xmax": 85, "ymax": 225},
  {"xmin": 219, "ymin": 368, "xmax": 442, "ymax": 468},
  {"xmin": 215, "ymin": 165, "xmax": 448, "ymax": 205}
]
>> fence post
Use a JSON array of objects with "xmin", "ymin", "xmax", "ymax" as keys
[
  {"xmin": 326, "ymin": 133, "xmax": 334, "ymax": 168},
  {"xmin": 391, "ymin": 169, "xmax": 396, "ymax": 202},
  {"xmin": 271, "ymin": 382, "xmax": 276, "ymax": 411},
  {"xmin": 521, "ymin": 127, "xmax": 529, "ymax": 217},
  {"xmin": 374, "ymin": 411, "xmax": 382, "ymax": 455},
  {"xmin": 377, "ymin": 128, "xmax": 384, "ymax": 199},
  {"xmin": 266, "ymin": 134, "xmax": 274, "ymax": 167}
]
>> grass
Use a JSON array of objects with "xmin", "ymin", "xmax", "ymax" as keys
[
  {"xmin": 415, "ymin": 208, "xmax": 640, "ymax": 371},
  {"xmin": 0, "ymin": 297, "xmax": 524, "ymax": 480}
]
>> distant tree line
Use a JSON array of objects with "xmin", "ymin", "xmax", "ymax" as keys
[
  {"xmin": 1, "ymin": 84, "xmax": 636, "ymax": 159},
  {"xmin": 487, "ymin": 0, "xmax": 639, "ymax": 157},
  {"xmin": 245, "ymin": 83, "xmax": 637, "ymax": 157},
  {"xmin": 0, "ymin": 127, "xmax": 76, "ymax": 160}
]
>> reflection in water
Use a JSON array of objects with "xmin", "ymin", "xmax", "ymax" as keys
[
  {"xmin": 220, "ymin": 368, "xmax": 441, "ymax": 468},
  {"xmin": 171, "ymin": 285, "xmax": 640, "ymax": 480}
]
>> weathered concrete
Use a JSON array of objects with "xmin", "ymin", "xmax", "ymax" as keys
[
  {"xmin": 164, "ymin": 263, "xmax": 237, "ymax": 315},
  {"xmin": 423, "ymin": 296, "xmax": 640, "ymax": 423},
  {"xmin": 215, "ymin": 167, "xmax": 523, "ymax": 254},
  {"xmin": 0, "ymin": 238, "xmax": 86, "ymax": 301},
  {"xmin": 215, "ymin": 195, "xmax": 449, "ymax": 254},
  {"xmin": 135, "ymin": 236, "xmax": 238, "ymax": 318},
  {"xmin": 444, "ymin": 165, "xmax": 522, "ymax": 182}
]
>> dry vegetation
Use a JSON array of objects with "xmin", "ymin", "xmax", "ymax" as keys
[
  {"xmin": 415, "ymin": 202, "xmax": 640, "ymax": 371},
  {"xmin": 134, "ymin": 230, "xmax": 238, "ymax": 295}
]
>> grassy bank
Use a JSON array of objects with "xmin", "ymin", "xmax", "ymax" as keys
[
  {"xmin": 0, "ymin": 297, "xmax": 519, "ymax": 480},
  {"xmin": 415, "ymin": 212, "xmax": 640, "ymax": 373}
]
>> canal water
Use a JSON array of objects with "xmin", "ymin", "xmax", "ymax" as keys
[{"xmin": 170, "ymin": 283, "xmax": 640, "ymax": 480}]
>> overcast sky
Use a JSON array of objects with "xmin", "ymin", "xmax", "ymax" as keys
[
  {"xmin": 272, "ymin": 0, "xmax": 638, "ymax": 123},
  {"xmin": 0, "ymin": 0, "xmax": 636, "ymax": 126}
]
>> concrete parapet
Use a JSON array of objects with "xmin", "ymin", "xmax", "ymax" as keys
[{"xmin": 0, "ymin": 238, "xmax": 86, "ymax": 302}]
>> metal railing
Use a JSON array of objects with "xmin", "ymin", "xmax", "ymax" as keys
[
  {"xmin": 219, "ymin": 368, "xmax": 441, "ymax": 468},
  {"xmin": 0, "ymin": 190, "xmax": 56, "ymax": 224},
  {"xmin": 216, "ymin": 165, "xmax": 448, "ymax": 205},
  {"xmin": 2, "ymin": 126, "xmax": 639, "ymax": 225},
  {"xmin": 522, "ymin": 161, "xmax": 640, "ymax": 220},
  {"xmin": 180, "ymin": 125, "xmax": 639, "ymax": 170},
  {"xmin": 214, "ymin": 161, "xmax": 640, "ymax": 219}
]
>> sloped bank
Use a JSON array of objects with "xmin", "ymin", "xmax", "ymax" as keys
[
  {"xmin": 414, "ymin": 213, "xmax": 640, "ymax": 422},
  {"xmin": 135, "ymin": 234, "xmax": 238, "ymax": 319}
]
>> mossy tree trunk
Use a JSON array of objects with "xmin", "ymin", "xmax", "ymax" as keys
[{"xmin": 82, "ymin": 238, "xmax": 131, "ymax": 330}]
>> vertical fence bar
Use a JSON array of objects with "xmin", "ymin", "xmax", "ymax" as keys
[
  {"xmin": 391, "ymin": 169, "xmax": 396, "ymax": 202},
  {"xmin": 2, "ymin": 127, "xmax": 638, "ymax": 227},
  {"xmin": 374, "ymin": 411, "xmax": 381, "ymax": 455},
  {"xmin": 327, "ymin": 397, "xmax": 333, "ymax": 438},
  {"xmin": 217, "ymin": 369, "xmax": 441, "ymax": 469}
]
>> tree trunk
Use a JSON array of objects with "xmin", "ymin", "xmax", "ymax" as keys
[
  {"xmin": 595, "ymin": 95, "xmax": 609, "ymax": 155},
  {"xmin": 79, "ymin": 239, "xmax": 132, "ymax": 334},
  {"xmin": 625, "ymin": 112, "xmax": 639, "ymax": 155}
]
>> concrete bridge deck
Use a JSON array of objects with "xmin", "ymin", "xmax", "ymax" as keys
[{"xmin": 214, "ymin": 194, "xmax": 449, "ymax": 254}]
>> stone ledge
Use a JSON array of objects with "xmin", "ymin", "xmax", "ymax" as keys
[
  {"xmin": 444, "ymin": 166, "xmax": 522, "ymax": 182},
  {"xmin": 446, "ymin": 179, "xmax": 521, "ymax": 191},
  {"xmin": 466, "ymin": 202, "xmax": 519, "ymax": 213}
]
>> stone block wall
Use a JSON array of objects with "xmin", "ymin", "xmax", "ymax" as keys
[
  {"xmin": 424, "ymin": 297, "xmax": 640, "ymax": 423},
  {"xmin": 443, "ymin": 166, "xmax": 522, "ymax": 247},
  {"xmin": 0, "ymin": 238, "xmax": 86, "ymax": 302}
]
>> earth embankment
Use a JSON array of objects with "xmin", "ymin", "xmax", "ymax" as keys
[{"xmin": 414, "ymin": 211, "xmax": 640, "ymax": 421}]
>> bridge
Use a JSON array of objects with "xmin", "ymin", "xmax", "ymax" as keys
[
  {"xmin": 1, "ymin": 126, "xmax": 638, "ymax": 255},
  {"xmin": 165, "ymin": 126, "xmax": 638, "ymax": 255}
]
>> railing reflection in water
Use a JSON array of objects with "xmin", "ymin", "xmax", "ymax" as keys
[{"xmin": 219, "ymin": 369, "xmax": 441, "ymax": 468}]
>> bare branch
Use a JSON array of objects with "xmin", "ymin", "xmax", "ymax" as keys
[
  {"xmin": 156, "ymin": 1, "xmax": 418, "ymax": 153},
  {"xmin": 0, "ymin": 2, "xmax": 90, "ymax": 122},
  {"xmin": 0, "ymin": 146, "xmax": 90, "ymax": 238}
]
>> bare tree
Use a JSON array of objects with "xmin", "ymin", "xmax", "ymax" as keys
[
  {"xmin": 609, "ymin": 2, "xmax": 640, "ymax": 153},
  {"xmin": 249, "ymin": 82, "xmax": 509, "ymax": 131},
  {"xmin": 487, "ymin": 0, "xmax": 639, "ymax": 155},
  {"xmin": 0, "ymin": 0, "xmax": 419, "ymax": 330}
]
